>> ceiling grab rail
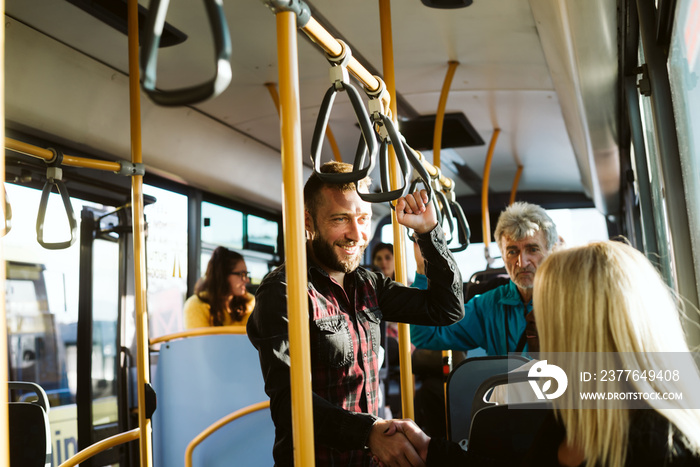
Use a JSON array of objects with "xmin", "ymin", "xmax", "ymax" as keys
[
  {"xmin": 309, "ymin": 40, "xmax": 377, "ymax": 184},
  {"xmin": 4, "ymin": 137, "xmax": 140, "ymax": 173},
  {"xmin": 36, "ymin": 149, "xmax": 78, "ymax": 250},
  {"xmin": 482, "ymin": 128, "xmax": 500, "ymax": 267},
  {"xmin": 2, "ymin": 185, "xmax": 11, "ymax": 237},
  {"xmin": 509, "ymin": 165, "xmax": 523, "ymax": 206},
  {"xmin": 140, "ymin": 0, "xmax": 232, "ymax": 106}
]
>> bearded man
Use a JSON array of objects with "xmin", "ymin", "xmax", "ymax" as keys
[{"xmin": 248, "ymin": 161, "xmax": 464, "ymax": 467}]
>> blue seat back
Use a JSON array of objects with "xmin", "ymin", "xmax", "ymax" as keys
[
  {"xmin": 446, "ymin": 356, "xmax": 528, "ymax": 443},
  {"xmin": 152, "ymin": 334, "xmax": 274, "ymax": 467}
]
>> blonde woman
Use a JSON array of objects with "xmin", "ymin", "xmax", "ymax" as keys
[
  {"xmin": 381, "ymin": 241, "xmax": 700, "ymax": 466},
  {"xmin": 183, "ymin": 246, "xmax": 255, "ymax": 329},
  {"xmin": 530, "ymin": 241, "xmax": 700, "ymax": 466}
]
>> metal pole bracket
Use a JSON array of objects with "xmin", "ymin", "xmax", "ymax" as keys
[
  {"xmin": 116, "ymin": 161, "xmax": 146, "ymax": 177},
  {"xmin": 263, "ymin": 0, "xmax": 311, "ymax": 27}
]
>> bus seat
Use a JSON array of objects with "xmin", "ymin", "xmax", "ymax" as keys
[
  {"xmin": 8, "ymin": 381, "xmax": 52, "ymax": 467},
  {"xmin": 152, "ymin": 334, "xmax": 274, "ymax": 467},
  {"xmin": 445, "ymin": 356, "xmax": 528, "ymax": 443},
  {"xmin": 470, "ymin": 368, "xmax": 538, "ymax": 416},
  {"xmin": 466, "ymin": 403, "xmax": 552, "ymax": 462},
  {"xmin": 464, "ymin": 267, "xmax": 510, "ymax": 303}
]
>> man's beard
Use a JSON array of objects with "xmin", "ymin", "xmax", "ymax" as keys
[{"xmin": 311, "ymin": 234, "xmax": 366, "ymax": 274}]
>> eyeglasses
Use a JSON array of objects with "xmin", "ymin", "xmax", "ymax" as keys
[{"xmin": 230, "ymin": 271, "xmax": 251, "ymax": 280}]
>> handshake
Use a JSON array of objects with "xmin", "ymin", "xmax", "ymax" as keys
[{"xmin": 368, "ymin": 418, "xmax": 432, "ymax": 467}]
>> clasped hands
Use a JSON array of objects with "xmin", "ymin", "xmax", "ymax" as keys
[{"xmin": 368, "ymin": 418, "xmax": 431, "ymax": 467}]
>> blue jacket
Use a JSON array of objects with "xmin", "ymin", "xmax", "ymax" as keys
[{"xmin": 410, "ymin": 273, "xmax": 531, "ymax": 356}]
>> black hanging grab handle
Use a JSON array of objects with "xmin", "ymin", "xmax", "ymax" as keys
[
  {"xmin": 406, "ymin": 177, "xmax": 443, "ymax": 243},
  {"xmin": 36, "ymin": 149, "xmax": 78, "ymax": 250},
  {"xmin": 357, "ymin": 113, "xmax": 412, "ymax": 203},
  {"xmin": 447, "ymin": 198, "xmax": 471, "ymax": 252},
  {"xmin": 309, "ymin": 81, "xmax": 378, "ymax": 184},
  {"xmin": 433, "ymin": 189, "xmax": 455, "ymax": 241},
  {"xmin": 401, "ymin": 138, "xmax": 433, "ymax": 204},
  {"xmin": 140, "ymin": 0, "xmax": 232, "ymax": 106}
]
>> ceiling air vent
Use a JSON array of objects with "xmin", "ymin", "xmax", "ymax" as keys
[
  {"xmin": 400, "ymin": 112, "xmax": 484, "ymax": 150},
  {"xmin": 420, "ymin": 0, "xmax": 473, "ymax": 9},
  {"xmin": 66, "ymin": 0, "xmax": 187, "ymax": 47}
]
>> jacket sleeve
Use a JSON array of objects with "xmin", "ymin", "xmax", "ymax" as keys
[
  {"xmin": 246, "ymin": 273, "xmax": 376, "ymax": 465},
  {"xmin": 375, "ymin": 225, "xmax": 464, "ymax": 326},
  {"xmin": 410, "ymin": 283, "xmax": 487, "ymax": 351}
]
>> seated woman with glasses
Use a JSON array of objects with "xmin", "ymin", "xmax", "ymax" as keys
[{"xmin": 184, "ymin": 246, "xmax": 255, "ymax": 329}]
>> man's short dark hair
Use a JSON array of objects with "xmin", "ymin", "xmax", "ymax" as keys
[{"xmin": 303, "ymin": 161, "xmax": 371, "ymax": 219}]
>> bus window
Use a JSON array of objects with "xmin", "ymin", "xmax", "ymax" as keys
[
  {"xmin": 639, "ymin": 45, "xmax": 676, "ymax": 287},
  {"xmin": 247, "ymin": 214, "xmax": 279, "ymax": 254},
  {"xmin": 669, "ymin": 0, "xmax": 700, "ymax": 298},
  {"xmin": 202, "ymin": 201, "xmax": 244, "ymax": 250},
  {"xmin": 143, "ymin": 184, "xmax": 188, "ymax": 338}
]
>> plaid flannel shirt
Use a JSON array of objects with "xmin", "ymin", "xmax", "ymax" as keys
[{"xmin": 247, "ymin": 225, "xmax": 464, "ymax": 466}]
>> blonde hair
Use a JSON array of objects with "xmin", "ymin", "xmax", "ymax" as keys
[{"xmin": 534, "ymin": 241, "xmax": 700, "ymax": 466}]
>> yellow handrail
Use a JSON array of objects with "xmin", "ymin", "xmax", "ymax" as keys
[
  {"xmin": 277, "ymin": 10, "xmax": 316, "ymax": 467},
  {"xmin": 150, "ymin": 327, "xmax": 246, "ymax": 346},
  {"xmin": 184, "ymin": 400, "xmax": 271, "ymax": 467},
  {"xmin": 481, "ymin": 129, "xmax": 500, "ymax": 249},
  {"xmin": 1, "ymin": 10, "xmax": 8, "ymax": 467},
  {"xmin": 433, "ymin": 61, "xmax": 459, "ymax": 169},
  {"xmin": 58, "ymin": 428, "xmax": 140, "ymax": 467},
  {"xmin": 378, "ymin": 0, "xmax": 415, "ymax": 421},
  {"xmin": 509, "ymin": 165, "xmax": 523, "ymax": 206},
  {"xmin": 265, "ymin": 82, "xmax": 281, "ymax": 115},
  {"xmin": 127, "ymin": 0, "xmax": 153, "ymax": 464},
  {"xmin": 301, "ymin": 18, "xmax": 385, "ymax": 103},
  {"xmin": 5, "ymin": 137, "xmax": 123, "ymax": 172}
]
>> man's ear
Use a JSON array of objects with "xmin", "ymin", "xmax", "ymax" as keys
[{"xmin": 304, "ymin": 210, "xmax": 314, "ymax": 237}]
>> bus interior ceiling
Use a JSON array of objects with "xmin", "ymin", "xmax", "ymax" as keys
[{"xmin": 4, "ymin": 0, "xmax": 621, "ymax": 237}]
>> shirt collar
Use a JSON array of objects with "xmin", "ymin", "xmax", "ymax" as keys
[{"xmin": 500, "ymin": 279, "xmax": 532, "ymax": 306}]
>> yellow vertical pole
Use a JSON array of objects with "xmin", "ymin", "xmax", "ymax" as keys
[
  {"xmin": 127, "ymin": 0, "xmax": 152, "ymax": 464},
  {"xmin": 0, "ymin": 4, "xmax": 9, "ymax": 466},
  {"xmin": 433, "ymin": 61, "xmax": 459, "ymax": 169},
  {"xmin": 481, "ymin": 128, "xmax": 500, "ymax": 249},
  {"xmin": 276, "ymin": 11, "xmax": 316, "ymax": 467},
  {"xmin": 378, "ymin": 0, "xmax": 414, "ymax": 420}
]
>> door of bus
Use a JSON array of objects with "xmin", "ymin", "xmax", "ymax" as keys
[
  {"xmin": 4, "ymin": 181, "xmax": 132, "ymax": 466},
  {"xmin": 75, "ymin": 205, "xmax": 133, "ymax": 467}
]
